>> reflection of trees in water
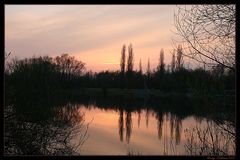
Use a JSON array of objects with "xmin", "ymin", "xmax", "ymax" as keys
[
  {"xmin": 156, "ymin": 112, "xmax": 164, "ymax": 140},
  {"xmin": 117, "ymin": 108, "xmax": 184, "ymax": 147},
  {"xmin": 127, "ymin": 147, "xmax": 142, "ymax": 155},
  {"xmin": 184, "ymin": 120, "xmax": 235, "ymax": 156},
  {"xmin": 118, "ymin": 109, "xmax": 133, "ymax": 144},
  {"xmin": 170, "ymin": 114, "xmax": 182, "ymax": 145},
  {"xmin": 117, "ymin": 108, "xmax": 234, "ymax": 155},
  {"xmin": 163, "ymin": 114, "xmax": 169, "ymax": 155},
  {"xmin": 4, "ymin": 103, "xmax": 89, "ymax": 155},
  {"xmin": 145, "ymin": 108, "xmax": 149, "ymax": 128},
  {"xmin": 155, "ymin": 112, "xmax": 183, "ymax": 155},
  {"xmin": 193, "ymin": 116, "xmax": 204, "ymax": 124},
  {"xmin": 125, "ymin": 111, "xmax": 132, "ymax": 144},
  {"xmin": 118, "ymin": 109, "xmax": 124, "ymax": 142},
  {"xmin": 118, "ymin": 109, "xmax": 132, "ymax": 143},
  {"xmin": 155, "ymin": 112, "xmax": 182, "ymax": 145},
  {"xmin": 137, "ymin": 109, "xmax": 141, "ymax": 128},
  {"xmin": 106, "ymin": 97, "xmax": 234, "ymax": 155},
  {"xmin": 53, "ymin": 103, "xmax": 84, "ymax": 125}
]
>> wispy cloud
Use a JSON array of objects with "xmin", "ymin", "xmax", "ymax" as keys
[{"xmin": 5, "ymin": 5, "xmax": 177, "ymax": 71}]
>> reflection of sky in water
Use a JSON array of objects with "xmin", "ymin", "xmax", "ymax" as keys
[
  {"xmin": 5, "ymin": 99, "xmax": 235, "ymax": 156},
  {"xmin": 73, "ymin": 105, "xmax": 211, "ymax": 155}
]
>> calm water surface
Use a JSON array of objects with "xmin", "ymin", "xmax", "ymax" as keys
[
  {"xmin": 77, "ymin": 106, "xmax": 193, "ymax": 155},
  {"xmin": 5, "ymin": 97, "xmax": 235, "ymax": 155},
  {"xmin": 71, "ymin": 104, "xmax": 235, "ymax": 155}
]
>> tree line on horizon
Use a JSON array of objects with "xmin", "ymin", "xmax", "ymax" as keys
[
  {"xmin": 4, "ymin": 43, "xmax": 235, "ymax": 99},
  {"xmin": 4, "ymin": 5, "xmax": 235, "ymax": 98}
]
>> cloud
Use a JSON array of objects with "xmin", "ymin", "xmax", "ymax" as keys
[{"xmin": 5, "ymin": 5, "xmax": 177, "ymax": 71}]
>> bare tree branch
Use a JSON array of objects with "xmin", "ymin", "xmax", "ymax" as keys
[{"xmin": 173, "ymin": 5, "xmax": 235, "ymax": 71}]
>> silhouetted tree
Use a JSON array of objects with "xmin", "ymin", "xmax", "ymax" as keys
[
  {"xmin": 4, "ymin": 96, "xmax": 89, "ymax": 155},
  {"xmin": 176, "ymin": 45, "xmax": 184, "ymax": 70},
  {"xmin": 127, "ymin": 44, "xmax": 134, "ymax": 73},
  {"xmin": 6, "ymin": 54, "xmax": 86, "ymax": 93},
  {"xmin": 125, "ymin": 44, "xmax": 134, "ymax": 88},
  {"xmin": 120, "ymin": 45, "xmax": 126, "ymax": 88},
  {"xmin": 184, "ymin": 121, "xmax": 235, "ymax": 155},
  {"xmin": 55, "ymin": 54, "xmax": 85, "ymax": 77},
  {"xmin": 211, "ymin": 64, "xmax": 224, "ymax": 78},
  {"xmin": 166, "ymin": 64, "xmax": 170, "ymax": 73},
  {"xmin": 5, "ymin": 49, "xmax": 235, "ymax": 96},
  {"xmin": 157, "ymin": 49, "xmax": 165, "ymax": 73},
  {"xmin": 139, "ymin": 59, "xmax": 142, "ymax": 75},
  {"xmin": 171, "ymin": 50, "xmax": 176, "ymax": 73},
  {"xmin": 5, "ymin": 51, "xmax": 11, "ymax": 61},
  {"xmin": 147, "ymin": 58, "xmax": 151, "ymax": 78},
  {"xmin": 174, "ymin": 5, "xmax": 235, "ymax": 71},
  {"xmin": 120, "ymin": 45, "xmax": 126, "ymax": 75}
]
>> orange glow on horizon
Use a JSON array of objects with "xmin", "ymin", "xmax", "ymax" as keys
[{"xmin": 5, "ymin": 5, "xmax": 189, "ymax": 72}]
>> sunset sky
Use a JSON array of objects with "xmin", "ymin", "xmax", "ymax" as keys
[{"xmin": 5, "ymin": 5, "xmax": 186, "ymax": 72}]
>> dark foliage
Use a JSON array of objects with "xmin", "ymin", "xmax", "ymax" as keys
[{"xmin": 5, "ymin": 53, "xmax": 235, "ymax": 98}]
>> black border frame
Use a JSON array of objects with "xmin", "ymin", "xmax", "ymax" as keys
[{"xmin": 2, "ymin": 0, "xmax": 238, "ymax": 159}]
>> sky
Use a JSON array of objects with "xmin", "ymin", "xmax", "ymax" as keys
[{"xmin": 5, "ymin": 5, "xmax": 181, "ymax": 72}]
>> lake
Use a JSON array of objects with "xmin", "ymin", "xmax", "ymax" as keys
[
  {"xmin": 76, "ymin": 106, "xmax": 208, "ymax": 155},
  {"xmin": 4, "ymin": 95, "xmax": 235, "ymax": 156}
]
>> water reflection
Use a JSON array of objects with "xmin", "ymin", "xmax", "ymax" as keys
[
  {"xmin": 170, "ymin": 114, "xmax": 182, "ymax": 145},
  {"xmin": 125, "ymin": 111, "xmax": 132, "ymax": 144},
  {"xmin": 4, "ymin": 98, "xmax": 89, "ymax": 155},
  {"xmin": 145, "ymin": 108, "xmax": 149, "ymax": 128},
  {"xmin": 117, "ymin": 109, "xmax": 184, "ymax": 146},
  {"xmin": 116, "ymin": 109, "xmax": 182, "ymax": 147},
  {"xmin": 5, "ymin": 95, "xmax": 235, "ymax": 155},
  {"xmin": 137, "ymin": 110, "xmax": 141, "ymax": 128},
  {"xmin": 118, "ymin": 109, "xmax": 124, "ymax": 142},
  {"xmin": 115, "ymin": 108, "xmax": 234, "ymax": 155},
  {"xmin": 156, "ymin": 112, "xmax": 164, "ymax": 140},
  {"xmin": 118, "ymin": 109, "xmax": 134, "ymax": 144},
  {"xmin": 184, "ymin": 120, "xmax": 235, "ymax": 156}
]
